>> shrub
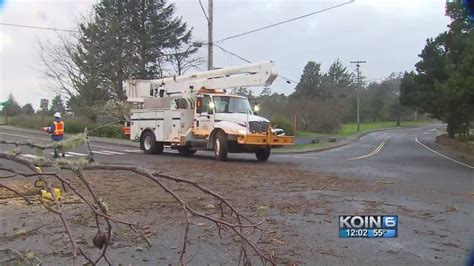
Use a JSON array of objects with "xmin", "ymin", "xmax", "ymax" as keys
[
  {"xmin": 8, "ymin": 115, "xmax": 43, "ymax": 130},
  {"xmin": 270, "ymin": 117, "xmax": 295, "ymax": 136},
  {"xmin": 7, "ymin": 114, "xmax": 126, "ymax": 139}
]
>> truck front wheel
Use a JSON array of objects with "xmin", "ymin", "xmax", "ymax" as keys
[
  {"xmin": 214, "ymin": 131, "xmax": 228, "ymax": 161},
  {"xmin": 255, "ymin": 147, "xmax": 271, "ymax": 161},
  {"xmin": 141, "ymin": 131, "xmax": 164, "ymax": 154}
]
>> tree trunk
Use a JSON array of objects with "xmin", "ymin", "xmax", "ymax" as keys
[
  {"xmin": 446, "ymin": 122, "xmax": 455, "ymax": 139},
  {"xmin": 467, "ymin": 121, "xmax": 470, "ymax": 139},
  {"xmin": 90, "ymin": 113, "xmax": 98, "ymax": 124}
]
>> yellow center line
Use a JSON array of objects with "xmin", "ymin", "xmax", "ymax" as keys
[{"xmin": 347, "ymin": 138, "xmax": 388, "ymax": 160}]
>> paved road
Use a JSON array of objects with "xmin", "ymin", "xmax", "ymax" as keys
[
  {"xmin": 274, "ymin": 124, "xmax": 473, "ymax": 193},
  {"xmin": 0, "ymin": 124, "xmax": 472, "ymax": 265}
]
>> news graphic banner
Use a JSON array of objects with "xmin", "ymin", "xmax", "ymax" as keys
[{"xmin": 339, "ymin": 215, "xmax": 398, "ymax": 238}]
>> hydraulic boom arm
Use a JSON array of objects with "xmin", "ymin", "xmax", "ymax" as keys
[{"xmin": 125, "ymin": 61, "xmax": 278, "ymax": 102}]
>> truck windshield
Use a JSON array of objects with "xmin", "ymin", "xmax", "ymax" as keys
[{"xmin": 213, "ymin": 96, "xmax": 253, "ymax": 114}]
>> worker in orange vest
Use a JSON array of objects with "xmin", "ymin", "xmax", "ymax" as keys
[{"xmin": 44, "ymin": 112, "xmax": 65, "ymax": 158}]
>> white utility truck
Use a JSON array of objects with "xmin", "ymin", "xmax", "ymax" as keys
[{"xmin": 123, "ymin": 61, "xmax": 294, "ymax": 161}]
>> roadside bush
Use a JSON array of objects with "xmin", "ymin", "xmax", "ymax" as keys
[
  {"xmin": 7, "ymin": 114, "xmax": 126, "ymax": 139},
  {"xmin": 289, "ymin": 98, "xmax": 348, "ymax": 134},
  {"xmin": 7, "ymin": 115, "xmax": 43, "ymax": 130},
  {"xmin": 270, "ymin": 117, "xmax": 294, "ymax": 136}
]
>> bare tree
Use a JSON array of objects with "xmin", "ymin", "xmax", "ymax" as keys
[
  {"xmin": 165, "ymin": 44, "xmax": 205, "ymax": 76},
  {"xmin": 40, "ymin": 33, "xmax": 110, "ymax": 122}
]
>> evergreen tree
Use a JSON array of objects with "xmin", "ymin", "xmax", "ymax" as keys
[
  {"xmin": 2, "ymin": 93, "xmax": 22, "ymax": 116},
  {"xmin": 85, "ymin": 0, "xmax": 133, "ymax": 100},
  {"xmin": 128, "ymin": 1, "xmax": 193, "ymax": 79},
  {"xmin": 22, "ymin": 103, "xmax": 35, "ymax": 115},
  {"xmin": 49, "ymin": 94, "xmax": 66, "ymax": 114},
  {"xmin": 77, "ymin": 0, "xmax": 196, "ymax": 100},
  {"xmin": 320, "ymin": 59, "xmax": 354, "ymax": 99},
  {"xmin": 291, "ymin": 61, "xmax": 323, "ymax": 99},
  {"xmin": 42, "ymin": 0, "xmax": 198, "ymax": 122},
  {"xmin": 400, "ymin": 1, "xmax": 473, "ymax": 138}
]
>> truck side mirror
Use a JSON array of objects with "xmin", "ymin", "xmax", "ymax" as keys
[{"xmin": 196, "ymin": 98, "xmax": 202, "ymax": 113}]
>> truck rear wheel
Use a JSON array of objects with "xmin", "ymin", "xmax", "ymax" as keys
[
  {"xmin": 141, "ymin": 131, "xmax": 163, "ymax": 154},
  {"xmin": 255, "ymin": 147, "xmax": 271, "ymax": 161},
  {"xmin": 214, "ymin": 131, "xmax": 228, "ymax": 161},
  {"xmin": 178, "ymin": 147, "xmax": 197, "ymax": 157}
]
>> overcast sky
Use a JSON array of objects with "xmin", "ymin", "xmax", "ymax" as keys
[{"xmin": 0, "ymin": 0, "xmax": 449, "ymax": 109}]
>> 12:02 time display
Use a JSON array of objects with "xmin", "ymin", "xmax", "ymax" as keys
[{"xmin": 345, "ymin": 229, "xmax": 368, "ymax": 237}]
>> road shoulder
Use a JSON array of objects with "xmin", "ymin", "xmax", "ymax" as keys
[
  {"xmin": 0, "ymin": 125, "xmax": 139, "ymax": 148},
  {"xmin": 426, "ymin": 134, "xmax": 474, "ymax": 167}
]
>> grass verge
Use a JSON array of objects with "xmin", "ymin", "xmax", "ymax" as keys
[{"xmin": 282, "ymin": 120, "xmax": 435, "ymax": 152}]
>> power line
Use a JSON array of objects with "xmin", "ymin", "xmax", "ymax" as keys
[
  {"xmin": 214, "ymin": 43, "xmax": 251, "ymax": 63},
  {"xmin": 214, "ymin": 43, "xmax": 298, "ymax": 84},
  {"xmin": 0, "ymin": 22, "xmax": 79, "ymax": 33},
  {"xmin": 215, "ymin": 0, "xmax": 354, "ymax": 43},
  {"xmin": 1, "ymin": 21, "xmax": 297, "ymax": 83},
  {"xmin": 277, "ymin": 74, "xmax": 298, "ymax": 84},
  {"xmin": 198, "ymin": 0, "xmax": 210, "ymax": 23}
]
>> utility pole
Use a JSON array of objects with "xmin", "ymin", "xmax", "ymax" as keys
[
  {"xmin": 207, "ymin": 0, "xmax": 213, "ymax": 70},
  {"xmin": 350, "ymin": 60, "xmax": 366, "ymax": 132}
]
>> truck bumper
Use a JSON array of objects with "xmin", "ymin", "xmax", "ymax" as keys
[{"xmin": 236, "ymin": 133, "xmax": 294, "ymax": 146}]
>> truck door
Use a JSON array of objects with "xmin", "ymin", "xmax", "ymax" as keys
[{"xmin": 194, "ymin": 94, "xmax": 214, "ymax": 136}]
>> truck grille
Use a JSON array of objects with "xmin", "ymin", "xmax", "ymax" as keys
[{"xmin": 249, "ymin": 121, "xmax": 270, "ymax": 133}]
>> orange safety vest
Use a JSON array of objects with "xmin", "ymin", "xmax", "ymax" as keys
[{"xmin": 53, "ymin": 121, "xmax": 64, "ymax": 136}]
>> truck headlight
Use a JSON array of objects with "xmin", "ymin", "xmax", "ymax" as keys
[{"xmin": 238, "ymin": 129, "xmax": 247, "ymax": 135}]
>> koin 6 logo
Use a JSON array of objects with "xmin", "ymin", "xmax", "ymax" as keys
[{"xmin": 339, "ymin": 215, "xmax": 398, "ymax": 229}]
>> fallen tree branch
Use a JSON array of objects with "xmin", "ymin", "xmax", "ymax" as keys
[
  {"xmin": 0, "ymin": 183, "xmax": 32, "ymax": 204},
  {"xmin": 0, "ymin": 146, "xmax": 274, "ymax": 265},
  {"xmin": 0, "ymin": 139, "xmax": 53, "ymax": 150}
]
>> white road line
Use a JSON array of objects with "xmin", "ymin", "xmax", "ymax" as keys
[
  {"xmin": 415, "ymin": 136, "xmax": 474, "ymax": 169},
  {"xmin": 21, "ymin": 154, "xmax": 40, "ymax": 159},
  {"xmin": 123, "ymin": 149, "xmax": 142, "ymax": 153},
  {"xmin": 98, "ymin": 150, "xmax": 126, "ymax": 155},
  {"xmin": 91, "ymin": 151, "xmax": 114, "ymax": 155},
  {"xmin": 91, "ymin": 150, "xmax": 126, "ymax": 155},
  {"xmin": 49, "ymin": 152, "xmax": 73, "ymax": 157},
  {"xmin": 347, "ymin": 138, "xmax": 387, "ymax": 160},
  {"xmin": 88, "ymin": 143, "xmax": 128, "ymax": 150},
  {"xmin": 67, "ymin": 151, "xmax": 88, "ymax": 156},
  {"xmin": 290, "ymin": 155, "xmax": 320, "ymax": 159}
]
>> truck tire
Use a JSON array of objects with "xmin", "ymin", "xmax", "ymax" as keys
[
  {"xmin": 255, "ymin": 147, "xmax": 271, "ymax": 161},
  {"xmin": 214, "ymin": 131, "xmax": 228, "ymax": 161},
  {"xmin": 141, "ymin": 131, "xmax": 163, "ymax": 154},
  {"xmin": 177, "ymin": 147, "xmax": 197, "ymax": 157}
]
